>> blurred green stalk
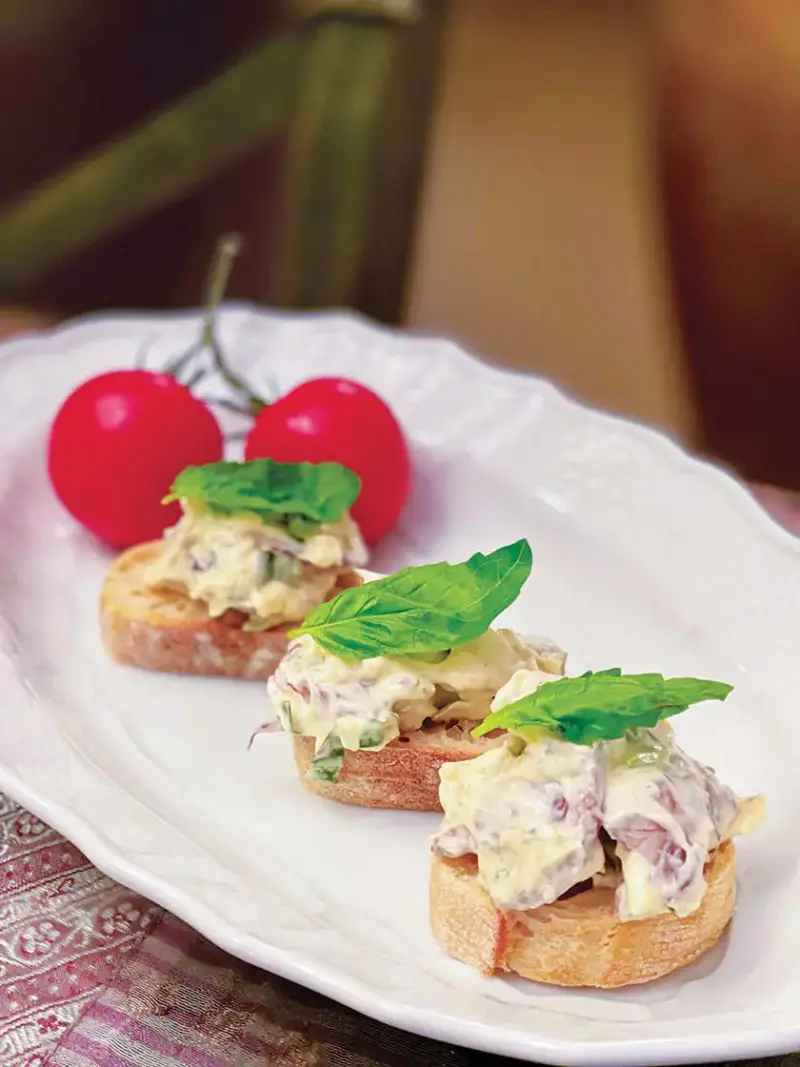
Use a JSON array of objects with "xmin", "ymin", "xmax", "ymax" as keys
[
  {"xmin": 275, "ymin": 1, "xmax": 447, "ymax": 315},
  {"xmin": 0, "ymin": 32, "xmax": 301, "ymax": 293},
  {"xmin": 0, "ymin": 1, "xmax": 447, "ymax": 318},
  {"xmin": 273, "ymin": 18, "xmax": 396, "ymax": 309}
]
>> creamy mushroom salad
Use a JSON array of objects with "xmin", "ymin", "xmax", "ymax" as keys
[
  {"xmin": 267, "ymin": 629, "xmax": 567, "ymax": 753},
  {"xmin": 431, "ymin": 667, "xmax": 765, "ymax": 920},
  {"xmin": 146, "ymin": 501, "xmax": 368, "ymax": 627}
]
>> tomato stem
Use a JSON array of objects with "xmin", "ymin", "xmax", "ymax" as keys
[
  {"xmin": 164, "ymin": 340, "xmax": 202, "ymax": 381},
  {"xmin": 164, "ymin": 233, "xmax": 268, "ymax": 414},
  {"xmin": 200, "ymin": 234, "xmax": 241, "ymax": 348},
  {"xmin": 203, "ymin": 234, "xmax": 267, "ymax": 413},
  {"xmin": 133, "ymin": 333, "xmax": 156, "ymax": 370},
  {"xmin": 184, "ymin": 364, "xmax": 208, "ymax": 390},
  {"xmin": 205, "ymin": 397, "xmax": 255, "ymax": 418}
]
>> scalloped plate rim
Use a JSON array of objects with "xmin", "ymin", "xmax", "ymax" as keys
[{"xmin": 2, "ymin": 302, "xmax": 795, "ymax": 561}]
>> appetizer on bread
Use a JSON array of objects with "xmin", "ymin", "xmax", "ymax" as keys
[
  {"xmin": 257, "ymin": 538, "xmax": 567, "ymax": 810},
  {"xmin": 101, "ymin": 458, "xmax": 367, "ymax": 679},
  {"xmin": 429, "ymin": 667, "xmax": 765, "ymax": 988}
]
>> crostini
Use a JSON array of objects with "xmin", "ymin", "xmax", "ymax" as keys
[
  {"xmin": 429, "ymin": 667, "xmax": 765, "ymax": 987},
  {"xmin": 100, "ymin": 458, "xmax": 367, "ymax": 679},
  {"xmin": 258, "ymin": 538, "xmax": 568, "ymax": 810}
]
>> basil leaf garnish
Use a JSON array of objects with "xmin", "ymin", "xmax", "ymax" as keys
[
  {"xmin": 163, "ymin": 459, "xmax": 361, "ymax": 526},
  {"xmin": 473, "ymin": 668, "xmax": 733, "ymax": 746},
  {"xmin": 291, "ymin": 539, "xmax": 532, "ymax": 660}
]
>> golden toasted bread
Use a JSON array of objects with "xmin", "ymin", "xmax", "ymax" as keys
[
  {"xmin": 429, "ymin": 841, "xmax": 736, "ymax": 988},
  {"xmin": 292, "ymin": 726, "xmax": 503, "ymax": 811},
  {"xmin": 100, "ymin": 541, "xmax": 361, "ymax": 680}
]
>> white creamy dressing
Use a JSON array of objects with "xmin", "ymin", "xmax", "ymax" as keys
[
  {"xmin": 434, "ymin": 739, "xmax": 605, "ymax": 911},
  {"xmin": 145, "ymin": 502, "xmax": 367, "ymax": 626},
  {"xmin": 431, "ymin": 666, "xmax": 765, "ymax": 921},
  {"xmin": 602, "ymin": 727, "xmax": 764, "ymax": 918},
  {"xmin": 267, "ymin": 628, "xmax": 567, "ymax": 754}
]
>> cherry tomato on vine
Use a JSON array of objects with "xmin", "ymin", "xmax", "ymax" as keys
[
  {"xmin": 244, "ymin": 377, "xmax": 411, "ymax": 544},
  {"xmin": 48, "ymin": 370, "xmax": 223, "ymax": 549}
]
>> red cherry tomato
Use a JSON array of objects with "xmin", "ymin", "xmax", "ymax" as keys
[
  {"xmin": 244, "ymin": 378, "xmax": 411, "ymax": 544},
  {"xmin": 48, "ymin": 370, "xmax": 223, "ymax": 549}
]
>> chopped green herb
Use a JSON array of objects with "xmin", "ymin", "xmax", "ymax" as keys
[
  {"xmin": 280, "ymin": 700, "xmax": 294, "ymax": 733},
  {"xmin": 358, "ymin": 723, "xmax": 386, "ymax": 749},
  {"xmin": 287, "ymin": 515, "xmax": 321, "ymax": 541},
  {"xmin": 307, "ymin": 733, "xmax": 345, "ymax": 782},
  {"xmin": 413, "ymin": 650, "xmax": 451, "ymax": 665},
  {"xmin": 614, "ymin": 727, "xmax": 671, "ymax": 768},
  {"xmin": 267, "ymin": 552, "xmax": 302, "ymax": 587}
]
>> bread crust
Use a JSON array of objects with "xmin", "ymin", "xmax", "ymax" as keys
[
  {"xmin": 429, "ymin": 841, "xmax": 736, "ymax": 988},
  {"xmin": 100, "ymin": 541, "xmax": 361, "ymax": 680},
  {"xmin": 292, "ymin": 728, "xmax": 501, "ymax": 811}
]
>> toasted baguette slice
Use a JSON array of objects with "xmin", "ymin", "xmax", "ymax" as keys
[
  {"xmin": 100, "ymin": 541, "xmax": 362, "ymax": 680},
  {"xmin": 430, "ymin": 842, "xmax": 736, "ymax": 988},
  {"xmin": 292, "ymin": 726, "xmax": 502, "ymax": 811}
]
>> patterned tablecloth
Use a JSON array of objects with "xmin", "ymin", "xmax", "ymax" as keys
[
  {"xmin": 2, "ymin": 769, "xmax": 798, "ymax": 1067},
  {"xmin": 1, "ymin": 793, "xmax": 508, "ymax": 1067}
]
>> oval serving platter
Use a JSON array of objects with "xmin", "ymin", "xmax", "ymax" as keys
[{"xmin": 0, "ymin": 306, "xmax": 798, "ymax": 1066}]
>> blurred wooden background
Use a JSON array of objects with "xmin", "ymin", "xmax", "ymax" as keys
[
  {"xmin": 2, "ymin": 0, "xmax": 799, "ymax": 490},
  {"xmin": 0, "ymin": 0, "xmax": 285, "ymax": 310},
  {"xmin": 408, "ymin": 1, "xmax": 692, "ymax": 441},
  {"xmin": 654, "ymin": 0, "xmax": 800, "ymax": 490}
]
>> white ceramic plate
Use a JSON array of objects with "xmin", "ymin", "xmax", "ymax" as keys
[{"xmin": 0, "ymin": 307, "xmax": 798, "ymax": 1067}]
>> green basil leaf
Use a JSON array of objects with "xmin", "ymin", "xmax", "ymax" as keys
[
  {"xmin": 307, "ymin": 733, "xmax": 345, "ymax": 782},
  {"xmin": 163, "ymin": 459, "xmax": 361, "ymax": 526},
  {"xmin": 473, "ymin": 668, "xmax": 732, "ymax": 746},
  {"xmin": 291, "ymin": 539, "xmax": 532, "ymax": 660}
]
